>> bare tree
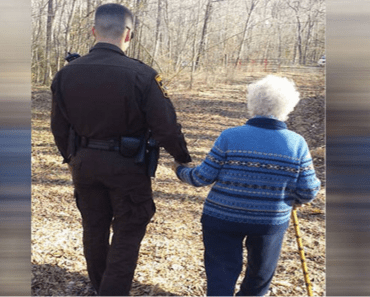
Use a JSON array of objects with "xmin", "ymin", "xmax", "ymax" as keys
[
  {"xmin": 31, "ymin": 0, "xmax": 325, "ymax": 85},
  {"xmin": 271, "ymin": 0, "xmax": 285, "ymax": 67},
  {"xmin": 302, "ymin": 0, "xmax": 325, "ymax": 64},
  {"xmin": 64, "ymin": 0, "xmax": 77, "ymax": 55},
  {"xmin": 195, "ymin": 0, "xmax": 213, "ymax": 70},
  {"xmin": 190, "ymin": 1, "xmax": 202, "ymax": 89},
  {"xmin": 43, "ymin": 0, "xmax": 55, "ymax": 85},
  {"xmin": 32, "ymin": 0, "xmax": 48, "ymax": 83},
  {"xmin": 235, "ymin": 0, "xmax": 259, "ymax": 67},
  {"xmin": 53, "ymin": 0, "xmax": 66, "ymax": 71},
  {"xmin": 151, "ymin": 0, "xmax": 163, "ymax": 67},
  {"xmin": 286, "ymin": 0, "xmax": 324, "ymax": 65}
]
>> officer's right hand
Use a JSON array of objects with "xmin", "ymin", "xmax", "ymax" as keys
[
  {"xmin": 171, "ymin": 161, "xmax": 181, "ymax": 173},
  {"xmin": 171, "ymin": 160, "xmax": 189, "ymax": 173}
]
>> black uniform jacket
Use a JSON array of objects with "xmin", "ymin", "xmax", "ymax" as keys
[{"xmin": 51, "ymin": 42, "xmax": 192, "ymax": 164}]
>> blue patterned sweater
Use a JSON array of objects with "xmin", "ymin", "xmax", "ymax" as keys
[{"xmin": 176, "ymin": 117, "xmax": 321, "ymax": 229}]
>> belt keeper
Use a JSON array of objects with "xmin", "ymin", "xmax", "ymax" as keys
[{"xmin": 108, "ymin": 139, "xmax": 116, "ymax": 151}]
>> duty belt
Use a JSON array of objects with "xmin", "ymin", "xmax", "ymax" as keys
[{"xmin": 80, "ymin": 136, "xmax": 120, "ymax": 151}]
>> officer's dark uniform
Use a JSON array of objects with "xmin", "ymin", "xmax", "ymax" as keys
[{"xmin": 51, "ymin": 42, "xmax": 191, "ymax": 296}]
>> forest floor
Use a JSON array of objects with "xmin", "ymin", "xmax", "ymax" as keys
[{"xmin": 31, "ymin": 66, "xmax": 325, "ymax": 296}]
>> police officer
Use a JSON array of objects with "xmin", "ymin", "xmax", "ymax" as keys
[{"xmin": 50, "ymin": 3, "xmax": 191, "ymax": 296}]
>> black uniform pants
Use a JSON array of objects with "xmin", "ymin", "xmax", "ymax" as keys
[{"xmin": 69, "ymin": 148, "xmax": 155, "ymax": 296}]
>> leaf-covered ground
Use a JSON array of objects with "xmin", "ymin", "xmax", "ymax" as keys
[{"xmin": 32, "ymin": 67, "xmax": 325, "ymax": 296}]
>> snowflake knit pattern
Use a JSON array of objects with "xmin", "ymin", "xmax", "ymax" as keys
[{"xmin": 176, "ymin": 117, "xmax": 321, "ymax": 226}]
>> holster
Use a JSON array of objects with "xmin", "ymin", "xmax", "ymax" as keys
[
  {"xmin": 121, "ymin": 134, "xmax": 159, "ymax": 177},
  {"xmin": 146, "ymin": 137, "xmax": 160, "ymax": 178},
  {"xmin": 119, "ymin": 135, "xmax": 144, "ymax": 158}
]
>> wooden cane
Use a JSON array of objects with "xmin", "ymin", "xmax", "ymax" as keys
[{"xmin": 291, "ymin": 206, "xmax": 313, "ymax": 296}]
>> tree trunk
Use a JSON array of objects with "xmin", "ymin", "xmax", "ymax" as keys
[
  {"xmin": 190, "ymin": 3, "xmax": 201, "ymax": 89},
  {"xmin": 195, "ymin": 0, "xmax": 213, "ymax": 70},
  {"xmin": 32, "ymin": 1, "xmax": 45, "ymax": 84},
  {"xmin": 277, "ymin": 25, "xmax": 282, "ymax": 68},
  {"xmin": 190, "ymin": 33, "xmax": 197, "ymax": 89},
  {"xmin": 35, "ymin": 49, "xmax": 40, "ymax": 83},
  {"xmin": 292, "ymin": 40, "xmax": 297, "ymax": 64},
  {"xmin": 151, "ymin": 0, "xmax": 162, "ymax": 67},
  {"xmin": 303, "ymin": 12, "xmax": 317, "ymax": 65},
  {"xmin": 65, "ymin": 0, "xmax": 77, "ymax": 55},
  {"xmin": 87, "ymin": 0, "xmax": 91, "ymax": 16},
  {"xmin": 130, "ymin": 0, "xmax": 141, "ymax": 58},
  {"xmin": 137, "ymin": 23, "xmax": 144, "ymax": 60},
  {"xmin": 235, "ymin": 0, "xmax": 258, "ymax": 67},
  {"xmin": 163, "ymin": 0, "xmax": 172, "ymax": 68},
  {"xmin": 55, "ymin": 0, "xmax": 67, "ymax": 71},
  {"xmin": 85, "ymin": 0, "xmax": 94, "ymax": 48},
  {"xmin": 43, "ymin": 0, "xmax": 55, "ymax": 85},
  {"xmin": 75, "ymin": 3, "xmax": 84, "ymax": 54},
  {"xmin": 296, "ymin": 15, "xmax": 302, "ymax": 64},
  {"xmin": 55, "ymin": 34, "xmax": 61, "ymax": 71}
]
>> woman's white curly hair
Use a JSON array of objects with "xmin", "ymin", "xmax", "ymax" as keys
[{"xmin": 247, "ymin": 75, "xmax": 300, "ymax": 121}]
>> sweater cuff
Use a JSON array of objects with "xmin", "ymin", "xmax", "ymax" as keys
[{"xmin": 176, "ymin": 165, "xmax": 185, "ymax": 180}]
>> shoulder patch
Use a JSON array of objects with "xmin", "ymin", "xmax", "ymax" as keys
[{"xmin": 155, "ymin": 74, "xmax": 170, "ymax": 98}]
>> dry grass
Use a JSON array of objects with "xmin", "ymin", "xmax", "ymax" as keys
[{"xmin": 32, "ymin": 67, "xmax": 325, "ymax": 296}]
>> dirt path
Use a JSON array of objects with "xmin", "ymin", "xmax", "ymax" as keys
[{"xmin": 32, "ymin": 68, "xmax": 325, "ymax": 296}]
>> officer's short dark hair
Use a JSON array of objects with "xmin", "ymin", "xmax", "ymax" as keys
[{"xmin": 95, "ymin": 3, "xmax": 134, "ymax": 39}]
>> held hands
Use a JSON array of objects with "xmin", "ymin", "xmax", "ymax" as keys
[
  {"xmin": 171, "ymin": 160, "xmax": 187, "ymax": 174},
  {"xmin": 171, "ymin": 161, "xmax": 181, "ymax": 173}
]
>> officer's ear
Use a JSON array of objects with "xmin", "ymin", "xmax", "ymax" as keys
[
  {"xmin": 124, "ymin": 28, "xmax": 131, "ymax": 43},
  {"xmin": 92, "ymin": 27, "xmax": 96, "ymax": 38}
]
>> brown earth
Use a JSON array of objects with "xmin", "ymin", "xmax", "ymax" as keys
[{"xmin": 31, "ymin": 67, "xmax": 325, "ymax": 296}]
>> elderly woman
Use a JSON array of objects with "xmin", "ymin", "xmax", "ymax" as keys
[{"xmin": 172, "ymin": 75, "xmax": 321, "ymax": 296}]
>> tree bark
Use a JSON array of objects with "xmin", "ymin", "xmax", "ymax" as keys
[
  {"xmin": 65, "ymin": 0, "xmax": 77, "ymax": 55},
  {"xmin": 195, "ymin": 0, "xmax": 213, "ymax": 70},
  {"xmin": 130, "ymin": 0, "xmax": 141, "ymax": 58},
  {"xmin": 235, "ymin": 0, "xmax": 258, "ymax": 67},
  {"xmin": 87, "ymin": 0, "xmax": 91, "ymax": 16},
  {"xmin": 32, "ymin": 0, "xmax": 46, "ymax": 84},
  {"xmin": 55, "ymin": 0, "xmax": 67, "ymax": 71},
  {"xmin": 43, "ymin": 0, "xmax": 55, "ymax": 85},
  {"xmin": 151, "ymin": 0, "xmax": 162, "ymax": 67},
  {"xmin": 190, "ymin": 2, "xmax": 201, "ymax": 89}
]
